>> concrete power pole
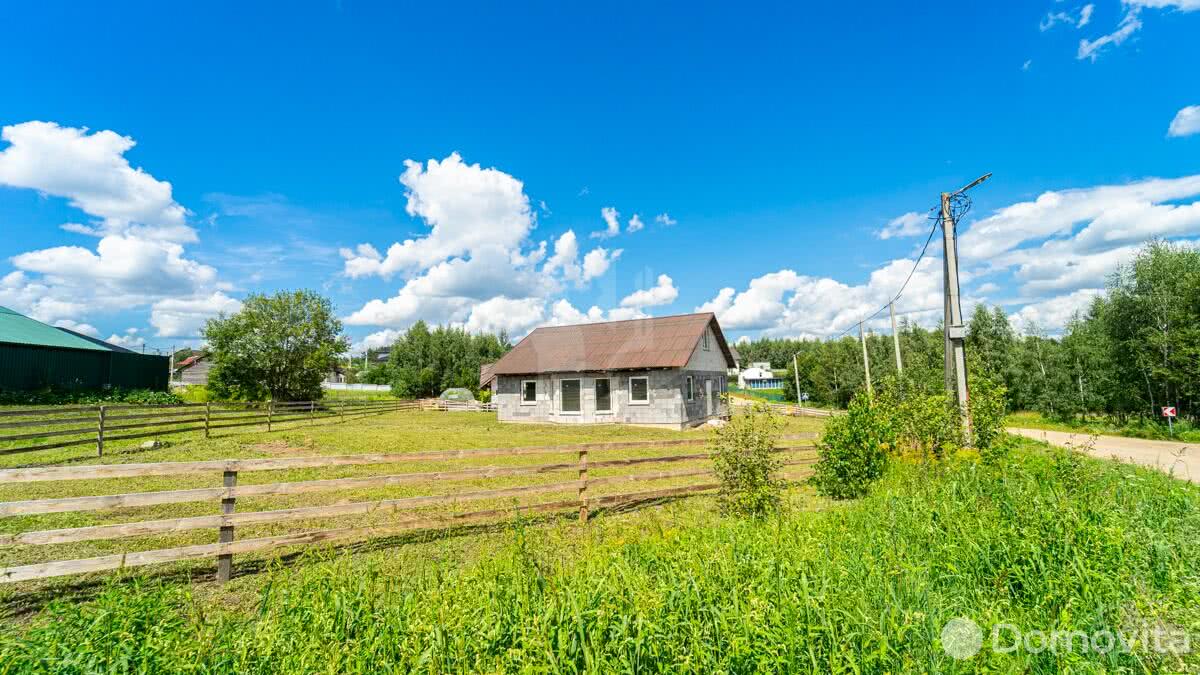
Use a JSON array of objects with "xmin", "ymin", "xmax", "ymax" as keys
[
  {"xmin": 792, "ymin": 353, "xmax": 802, "ymax": 404},
  {"xmin": 940, "ymin": 173, "xmax": 991, "ymax": 443},
  {"xmin": 889, "ymin": 301, "xmax": 903, "ymax": 374},
  {"xmin": 859, "ymin": 323, "xmax": 873, "ymax": 399}
]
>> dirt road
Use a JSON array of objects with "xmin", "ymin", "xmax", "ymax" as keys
[{"xmin": 1008, "ymin": 427, "xmax": 1198, "ymax": 484}]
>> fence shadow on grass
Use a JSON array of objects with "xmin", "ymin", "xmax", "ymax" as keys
[{"xmin": 0, "ymin": 493, "xmax": 701, "ymax": 620}]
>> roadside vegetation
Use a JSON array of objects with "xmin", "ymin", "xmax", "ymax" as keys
[{"xmin": 1006, "ymin": 410, "xmax": 1200, "ymax": 443}]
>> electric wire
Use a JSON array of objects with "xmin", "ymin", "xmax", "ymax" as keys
[{"xmin": 826, "ymin": 194, "xmax": 971, "ymax": 341}]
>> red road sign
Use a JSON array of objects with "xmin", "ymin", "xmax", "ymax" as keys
[{"xmin": 1162, "ymin": 406, "xmax": 1177, "ymax": 418}]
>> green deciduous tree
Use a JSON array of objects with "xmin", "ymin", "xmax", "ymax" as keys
[
  {"xmin": 386, "ymin": 321, "xmax": 510, "ymax": 399},
  {"xmin": 203, "ymin": 290, "xmax": 348, "ymax": 401}
]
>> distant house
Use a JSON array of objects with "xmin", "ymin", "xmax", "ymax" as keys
[
  {"xmin": 172, "ymin": 354, "xmax": 212, "ymax": 386},
  {"xmin": 737, "ymin": 362, "xmax": 784, "ymax": 390},
  {"xmin": 0, "ymin": 306, "xmax": 168, "ymax": 391},
  {"xmin": 324, "ymin": 365, "xmax": 346, "ymax": 384},
  {"xmin": 489, "ymin": 312, "xmax": 735, "ymax": 430}
]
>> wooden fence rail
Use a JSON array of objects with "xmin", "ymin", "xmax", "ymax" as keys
[
  {"xmin": 0, "ymin": 435, "xmax": 818, "ymax": 584},
  {"xmin": 0, "ymin": 398, "xmax": 430, "ymax": 459},
  {"xmin": 728, "ymin": 398, "xmax": 842, "ymax": 418}
]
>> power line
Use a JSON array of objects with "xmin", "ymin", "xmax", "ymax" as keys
[{"xmin": 827, "ymin": 202, "xmax": 948, "ymax": 341}]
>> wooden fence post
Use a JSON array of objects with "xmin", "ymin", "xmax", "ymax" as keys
[
  {"xmin": 204, "ymin": 401, "xmax": 211, "ymax": 439},
  {"xmin": 339, "ymin": 399, "xmax": 345, "ymax": 423},
  {"xmin": 96, "ymin": 405, "xmax": 106, "ymax": 457},
  {"xmin": 578, "ymin": 448, "xmax": 589, "ymax": 523},
  {"xmin": 309, "ymin": 401, "xmax": 315, "ymax": 425},
  {"xmin": 216, "ymin": 469, "xmax": 237, "ymax": 583},
  {"xmin": 266, "ymin": 400, "xmax": 273, "ymax": 433}
]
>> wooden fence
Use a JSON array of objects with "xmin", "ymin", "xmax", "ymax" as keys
[
  {"xmin": 0, "ymin": 435, "xmax": 818, "ymax": 584},
  {"xmin": 0, "ymin": 398, "xmax": 431, "ymax": 459},
  {"xmin": 728, "ymin": 398, "xmax": 841, "ymax": 418}
]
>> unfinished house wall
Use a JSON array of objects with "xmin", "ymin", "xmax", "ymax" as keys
[
  {"xmin": 496, "ymin": 370, "xmax": 694, "ymax": 429},
  {"xmin": 679, "ymin": 323, "xmax": 729, "ymax": 424}
]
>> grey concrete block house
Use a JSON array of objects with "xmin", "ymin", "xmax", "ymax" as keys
[{"xmin": 490, "ymin": 313, "xmax": 736, "ymax": 430}]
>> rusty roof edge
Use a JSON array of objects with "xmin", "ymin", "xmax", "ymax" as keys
[{"xmin": 489, "ymin": 312, "xmax": 734, "ymax": 375}]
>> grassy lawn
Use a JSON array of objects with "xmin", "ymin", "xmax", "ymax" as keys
[
  {"xmin": 0, "ymin": 410, "xmax": 824, "ymax": 619},
  {"xmin": 1006, "ymin": 410, "xmax": 1200, "ymax": 443},
  {"xmin": 2, "ymin": 427, "xmax": 1198, "ymax": 672}
]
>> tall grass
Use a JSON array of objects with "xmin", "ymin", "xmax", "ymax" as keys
[{"xmin": 3, "ymin": 440, "xmax": 1198, "ymax": 673}]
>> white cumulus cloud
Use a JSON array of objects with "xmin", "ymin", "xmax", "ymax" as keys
[
  {"xmin": 1168, "ymin": 105, "xmax": 1200, "ymax": 137},
  {"xmin": 53, "ymin": 319, "xmax": 100, "ymax": 337},
  {"xmin": 150, "ymin": 292, "xmax": 242, "ymax": 338},
  {"xmin": 620, "ymin": 274, "xmax": 678, "ymax": 308},
  {"xmin": 340, "ymin": 152, "xmax": 534, "ymax": 279},
  {"xmin": 343, "ymin": 156, "xmax": 624, "ymax": 338},
  {"xmin": 592, "ymin": 207, "xmax": 621, "ymax": 239},
  {"xmin": 0, "ymin": 121, "xmax": 191, "ymax": 241},
  {"xmin": 0, "ymin": 121, "xmax": 230, "ymax": 335},
  {"xmin": 582, "ymin": 247, "xmax": 622, "ymax": 282},
  {"xmin": 876, "ymin": 211, "xmax": 930, "ymax": 240}
]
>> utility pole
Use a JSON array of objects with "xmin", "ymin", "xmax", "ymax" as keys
[
  {"xmin": 889, "ymin": 301, "xmax": 903, "ymax": 374},
  {"xmin": 792, "ymin": 353, "xmax": 802, "ymax": 405},
  {"xmin": 859, "ymin": 323, "xmax": 873, "ymax": 399},
  {"xmin": 940, "ymin": 173, "xmax": 991, "ymax": 444}
]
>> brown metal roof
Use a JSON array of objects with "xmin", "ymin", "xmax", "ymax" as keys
[
  {"xmin": 490, "ymin": 312, "xmax": 735, "ymax": 375},
  {"xmin": 479, "ymin": 362, "xmax": 496, "ymax": 388}
]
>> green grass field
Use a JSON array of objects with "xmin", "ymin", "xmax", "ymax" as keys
[
  {"xmin": 0, "ymin": 410, "xmax": 823, "ymax": 614},
  {"xmin": 2, "ymin": 410, "xmax": 1198, "ymax": 672}
]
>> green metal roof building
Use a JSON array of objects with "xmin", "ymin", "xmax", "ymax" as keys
[{"xmin": 0, "ymin": 306, "xmax": 169, "ymax": 392}]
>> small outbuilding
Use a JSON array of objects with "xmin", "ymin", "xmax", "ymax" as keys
[
  {"xmin": 489, "ymin": 312, "xmax": 735, "ymax": 430},
  {"xmin": 171, "ymin": 353, "xmax": 212, "ymax": 386}
]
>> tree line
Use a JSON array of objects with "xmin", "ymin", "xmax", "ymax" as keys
[
  {"xmin": 354, "ymin": 321, "xmax": 511, "ymax": 399},
  {"xmin": 739, "ymin": 241, "xmax": 1199, "ymax": 424}
]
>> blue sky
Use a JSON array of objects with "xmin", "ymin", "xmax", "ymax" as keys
[{"xmin": 1, "ymin": 0, "xmax": 1197, "ymax": 352}]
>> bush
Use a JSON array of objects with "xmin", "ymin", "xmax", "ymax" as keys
[
  {"xmin": 812, "ymin": 393, "xmax": 893, "ymax": 499},
  {"xmin": 0, "ymin": 387, "xmax": 183, "ymax": 406},
  {"xmin": 876, "ymin": 378, "xmax": 960, "ymax": 460},
  {"xmin": 968, "ymin": 367, "xmax": 1008, "ymax": 451},
  {"xmin": 710, "ymin": 404, "xmax": 786, "ymax": 516}
]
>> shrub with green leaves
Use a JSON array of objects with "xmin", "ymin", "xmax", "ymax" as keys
[
  {"xmin": 968, "ymin": 364, "xmax": 1008, "ymax": 451},
  {"xmin": 876, "ymin": 377, "xmax": 961, "ymax": 459},
  {"xmin": 710, "ymin": 403, "xmax": 785, "ymax": 516},
  {"xmin": 812, "ymin": 392, "xmax": 894, "ymax": 499},
  {"xmin": 0, "ymin": 387, "xmax": 183, "ymax": 406}
]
